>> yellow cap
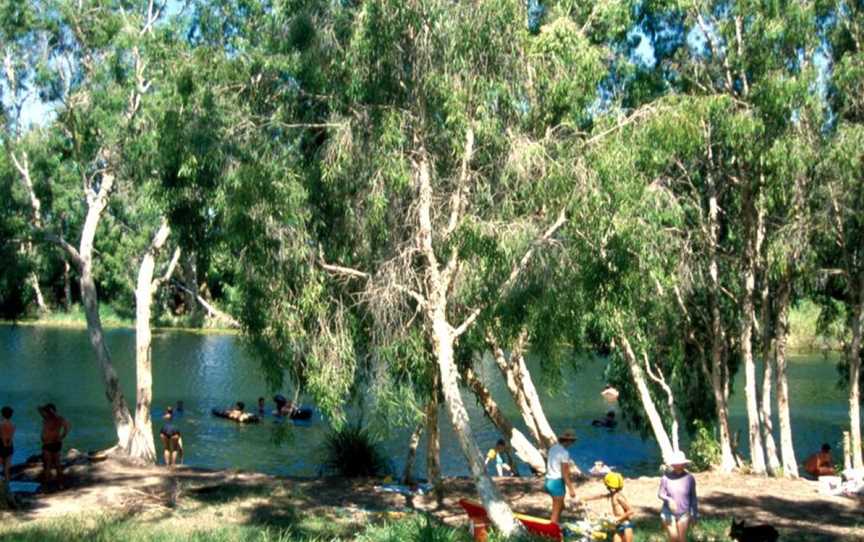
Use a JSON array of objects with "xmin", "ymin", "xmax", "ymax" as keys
[{"xmin": 603, "ymin": 472, "xmax": 624, "ymax": 490}]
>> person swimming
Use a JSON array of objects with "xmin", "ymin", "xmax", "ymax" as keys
[
  {"xmin": 257, "ymin": 397, "xmax": 266, "ymax": 415},
  {"xmin": 592, "ymin": 411, "xmax": 617, "ymax": 428}
]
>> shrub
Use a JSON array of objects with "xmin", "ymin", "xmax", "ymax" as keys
[
  {"xmin": 688, "ymin": 420, "xmax": 721, "ymax": 472},
  {"xmin": 320, "ymin": 423, "xmax": 388, "ymax": 478}
]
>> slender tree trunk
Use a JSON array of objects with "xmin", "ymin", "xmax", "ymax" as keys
[
  {"xmin": 425, "ymin": 394, "xmax": 441, "ymax": 499},
  {"xmin": 79, "ymin": 168, "xmax": 135, "ymax": 450},
  {"xmin": 759, "ymin": 280, "xmax": 781, "ymax": 476},
  {"xmin": 708, "ymin": 189, "xmax": 736, "ymax": 472},
  {"xmin": 618, "ymin": 332, "xmax": 676, "ymax": 462},
  {"xmin": 63, "ymin": 258, "xmax": 73, "ymax": 311},
  {"xmin": 464, "ymin": 367, "xmax": 547, "ymax": 474},
  {"xmin": 849, "ymin": 274, "xmax": 864, "ymax": 470},
  {"xmin": 642, "ymin": 350, "xmax": 681, "ymax": 452},
  {"xmin": 128, "ymin": 220, "xmax": 174, "ymax": 463},
  {"xmin": 28, "ymin": 270, "xmax": 48, "ymax": 314},
  {"xmin": 774, "ymin": 278, "xmax": 798, "ymax": 477},
  {"xmin": 182, "ymin": 255, "xmax": 199, "ymax": 317},
  {"xmin": 402, "ymin": 422, "xmax": 423, "ymax": 485},
  {"xmin": 487, "ymin": 334, "xmax": 541, "ymax": 444},
  {"xmin": 741, "ymin": 197, "xmax": 767, "ymax": 474},
  {"xmin": 513, "ymin": 351, "xmax": 558, "ymax": 450}
]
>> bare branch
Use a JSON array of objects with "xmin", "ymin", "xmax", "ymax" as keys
[
  {"xmin": 446, "ymin": 126, "xmax": 475, "ymax": 236},
  {"xmin": 43, "ymin": 232, "xmax": 84, "ymax": 270},
  {"xmin": 320, "ymin": 260, "xmax": 371, "ymax": 280},
  {"xmin": 171, "ymin": 280, "xmax": 240, "ymax": 328},
  {"xmin": 154, "ymin": 246, "xmax": 182, "ymax": 289}
]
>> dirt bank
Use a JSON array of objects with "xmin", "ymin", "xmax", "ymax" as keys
[{"xmin": 2, "ymin": 455, "xmax": 861, "ymax": 540}]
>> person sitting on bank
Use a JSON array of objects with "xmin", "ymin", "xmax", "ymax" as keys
[
  {"xmin": 39, "ymin": 403, "xmax": 70, "ymax": 488},
  {"xmin": 485, "ymin": 439, "xmax": 513, "ymax": 477},
  {"xmin": 592, "ymin": 411, "xmax": 618, "ymax": 428},
  {"xmin": 160, "ymin": 406, "xmax": 184, "ymax": 467},
  {"xmin": 804, "ymin": 443, "xmax": 836, "ymax": 477},
  {"xmin": 0, "ymin": 406, "xmax": 15, "ymax": 483}
]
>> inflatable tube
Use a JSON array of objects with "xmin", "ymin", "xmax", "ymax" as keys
[
  {"xmin": 211, "ymin": 408, "xmax": 260, "ymax": 424},
  {"xmin": 288, "ymin": 407, "xmax": 313, "ymax": 421}
]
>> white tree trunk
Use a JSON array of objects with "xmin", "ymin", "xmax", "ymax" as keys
[
  {"xmin": 759, "ymin": 281, "xmax": 781, "ymax": 475},
  {"xmin": 416, "ymin": 156, "xmax": 520, "ymax": 535},
  {"xmin": 28, "ymin": 270, "xmax": 49, "ymax": 314},
  {"xmin": 849, "ymin": 275, "xmax": 864, "ymax": 470},
  {"xmin": 487, "ymin": 335, "xmax": 542, "ymax": 445},
  {"xmin": 742, "ymin": 257, "xmax": 767, "ymax": 473},
  {"xmin": 708, "ymin": 191, "xmax": 736, "ymax": 472},
  {"xmin": 432, "ymin": 316, "xmax": 520, "ymax": 535},
  {"xmin": 513, "ymin": 351, "xmax": 558, "ymax": 450},
  {"xmin": 642, "ymin": 350, "xmax": 681, "ymax": 452},
  {"xmin": 79, "ymin": 167, "xmax": 134, "ymax": 450},
  {"xmin": 618, "ymin": 333, "xmax": 676, "ymax": 462},
  {"xmin": 464, "ymin": 367, "xmax": 547, "ymax": 474},
  {"xmin": 63, "ymin": 258, "xmax": 73, "ymax": 311},
  {"xmin": 774, "ymin": 279, "xmax": 798, "ymax": 477},
  {"xmin": 128, "ymin": 220, "xmax": 173, "ymax": 464}
]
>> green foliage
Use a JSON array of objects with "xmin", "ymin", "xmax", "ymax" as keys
[
  {"xmin": 320, "ymin": 423, "xmax": 388, "ymax": 478},
  {"xmin": 688, "ymin": 420, "xmax": 722, "ymax": 472}
]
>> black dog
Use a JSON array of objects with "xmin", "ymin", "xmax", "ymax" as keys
[{"xmin": 729, "ymin": 518, "xmax": 780, "ymax": 542}]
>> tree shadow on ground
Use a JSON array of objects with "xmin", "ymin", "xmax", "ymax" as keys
[{"xmin": 701, "ymin": 491, "xmax": 864, "ymax": 541}]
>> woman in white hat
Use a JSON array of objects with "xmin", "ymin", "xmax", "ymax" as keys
[
  {"xmin": 658, "ymin": 450, "xmax": 698, "ymax": 542},
  {"xmin": 545, "ymin": 428, "xmax": 582, "ymax": 524}
]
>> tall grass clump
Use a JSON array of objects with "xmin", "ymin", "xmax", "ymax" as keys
[
  {"xmin": 320, "ymin": 423, "xmax": 387, "ymax": 478},
  {"xmin": 357, "ymin": 514, "xmax": 471, "ymax": 542}
]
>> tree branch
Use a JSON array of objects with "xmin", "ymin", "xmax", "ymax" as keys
[
  {"xmin": 154, "ymin": 246, "xmax": 181, "ymax": 290},
  {"xmin": 454, "ymin": 208, "xmax": 566, "ymax": 338}
]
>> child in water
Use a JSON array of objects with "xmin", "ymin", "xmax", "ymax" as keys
[{"xmin": 604, "ymin": 472, "xmax": 634, "ymax": 542}]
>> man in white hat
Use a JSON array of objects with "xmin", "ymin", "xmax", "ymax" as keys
[
  {"xmin": 545, "ymin": 428, "xmax": 582, "ymax": 524},
  {"xmin": 658, "ymin": 450, "xmax": 698, "ymax": 542}
]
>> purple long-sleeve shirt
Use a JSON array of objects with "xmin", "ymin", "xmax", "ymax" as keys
[{"xmin": 658, "ymin": 471, "xmax": 698, "ymax": 518}]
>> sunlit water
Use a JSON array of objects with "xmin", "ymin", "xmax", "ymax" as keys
[{"xmin": 0, "ymin": 324, "xmax": 851, "ymax": 478}]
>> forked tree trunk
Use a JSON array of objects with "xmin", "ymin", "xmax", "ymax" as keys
[
  {"xmin": 642, "ymin": 350, "xmax": 681, "ymax": 452},
  {"xmin": 431, "ymin": 316, "xmax": 520, "ymax": 535},
  {"xmin": 774, "ymin": 278, "xmax": 798, "ymax": 477},
  {"xmin": 417, "ymin": 156, "xmax": 520, "ymax": 536},
  {"xmin": 182, "ymin": 255, "xmax": 199, "ymax": 317},
  {"xmin": 464, "ymin": 367, "xmax": 547, "ymax": 474},
  {"xmin": 513, "ymin": 351, "xmax": 558, "ymax": 450},
  {"xmin": 487, "ymin": 332, "xmax": 557, "ymax": 452},
  {"xmin": 79, "ymin": 167, "xmax": 135, "ymax": 450},
  {"xmin": 849, "ymin": 275, "xmax": 864, "ymax": 470},
  {"xmin": 402, "ymin": 422, "xmax": 423, "ymax": 485},
  {"xmin": 618, "ymin": 333, "xmax": 676, "ymax": 462},
  {"xmin": 759, "ymin": 280, "xmax": 781, "ymax": 476},
  {"xmin": 128, "ymin": 220, "xmax": 175, "ymax": 463}
]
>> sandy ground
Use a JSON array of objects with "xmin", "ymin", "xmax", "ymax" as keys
[{"xmin": 2, "ymin": 453, "xmax": 862, "ymax": 540}]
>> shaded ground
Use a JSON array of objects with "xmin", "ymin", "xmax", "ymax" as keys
[{"xmin": 2, "ymin": 454, "xmax": 862, "ymax": 541}]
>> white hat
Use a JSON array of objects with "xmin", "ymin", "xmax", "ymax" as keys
[{"xmin": 667, "ymin": 450, "xmax": 690, "ymax": 465}]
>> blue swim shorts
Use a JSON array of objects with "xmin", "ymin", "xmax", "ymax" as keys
[{"xmin": 544, "ymin": 477, "xmax": 566, "ymax": 497}]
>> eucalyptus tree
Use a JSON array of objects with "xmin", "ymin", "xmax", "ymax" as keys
[
  {"xmin": 1, "ymin": 0, "xmax": 188, "ymax": 461},
  {"xmin": 183, "ymin": 0, "xmax": 624, "ymax": 533},
  {"xmin": 631, "ymin": 0, "xmax": 821, "ymax": 474},
  {"xmin": 815, "ymin": 0, "xmax": 864, "ymax": 469}
]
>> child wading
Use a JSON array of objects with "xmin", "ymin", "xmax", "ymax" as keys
[{"xmin": 604, "ymin": 472, "xmax": 634, "ymax": 542}]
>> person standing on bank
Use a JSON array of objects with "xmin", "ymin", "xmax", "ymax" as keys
[
  {"xmin": 0, "ymin": 406, "xmax": 15, "ymax": 483},
  {"xmin": 160, "ymin": 406, "xmax": 184, "ymax": 467},
  {"xmin": 545, "ymin": 428, "xmax": 582, "ymax": 524},
  {"xmin": 658, "ymin": 450, "xmax": 698, "ymax": 542},
  {"xmin": 39, "ymin": 404, "xmax": 70, "ymax": 488}
]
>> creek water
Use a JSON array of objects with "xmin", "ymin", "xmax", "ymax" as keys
[{"xmin": 0, "ymin": 324, "xmax": 851, "ymax": 478}]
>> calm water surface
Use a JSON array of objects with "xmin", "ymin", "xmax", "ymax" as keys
[{"xmin": 0, "ymin": 324, "xmax": 850, "ymax": 477}]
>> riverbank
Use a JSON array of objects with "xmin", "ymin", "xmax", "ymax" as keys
[
  {"xmin": 1, "ymin": 455, "xmax": 861, "ymax": 541},
  {"xmin": 1, "ymin": 305, "xmax": 238, "ymax": 335}
]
